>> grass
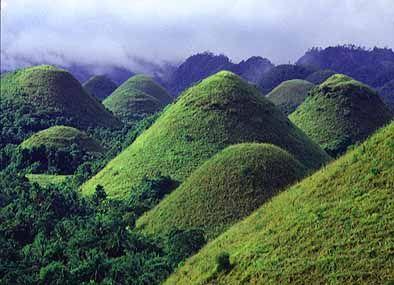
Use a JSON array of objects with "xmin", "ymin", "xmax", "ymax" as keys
[
  {"xmin": 103, "ymin": 74, "xmax": 173, "ymax": 122},
  {"xmin": 83, "ymin": 75, "xmax": 117, "ymax": 101},
  {"xmin": 266, "ymin": 79, "xmax": 315, "ymax": 115},
  {"xmin": 20, "ymin": 125, "xmax": 103, "ymax": 153},
  {"xmin": 165, "ymin": 122, "xmax": 394, "ymax": 285},
  {"xmin": 137, "ymin": 143, "xmax": 308, "ymax": 239},
  {"xmin": 26, "ymin": 174, "xmax": 71, "ymax": 187},
  {"xmin": 290, "ymin": 74, "xmax": 392, "ymax": 156},
  {"xmin": 0, "ymin": 65, "xmax": 120, "ymax": 144},
  {"xmin": 82, "ymin": 71, "xmax": 330, "ymax": 200}
]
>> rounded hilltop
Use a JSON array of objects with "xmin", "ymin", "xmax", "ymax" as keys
[
  {"xmin": 83, "ymin": 75, "xmax": 118, "ymax": 100},
  {"xmin": 137, "ymin": 143, "xmax": 308, "ymax": 239},
  {"xmin": 82, "ymin": 70, "xmax": 330, "ymax": 200},
  {"xmin": 290, "ymin": 74, "xmax": 392, "ymax": 156}
]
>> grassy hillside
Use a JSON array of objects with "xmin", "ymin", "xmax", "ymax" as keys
[
  {"xmin": 266, "ymin": 79, "xmax": 315, "ymax": 115},
  {"xmin": 83, "ymin": 75, "xmax": 117, "ymax": 100},
  {"xmin": 165, "ymin": 122, "xmax": 394, "ymax": 285},
  {"xmin": 20, "ymin": 125, "xmax": 103, "ymax": 153},
  {"xmin": 137, "ymin": 143, "xmax": 308, "ymax": 239},
  {"xmin": 26, "ymin": 174, "xmax": 70, "ymax": 187},
  {"xmin": 103, "ymin": 74, "xmax": 173, "ymax": 122},
  {"xmin": 0, "ymin": 65, "xmax": 120, "ymax": 146},
  {"xmin": 82, "ymin": 71, "xmax": 330, "ymax": 200},
  {"xmin": 290, "ymin": 74, "xmax": 392, "ymax": 156}
]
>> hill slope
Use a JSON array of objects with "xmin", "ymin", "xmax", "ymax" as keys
[
  {"xmin": 305, "ymin": 69, "xmax": 336, "ymax": 84},
  {"xmin": 290, "ymin": 74, "xmax": 392, "ymax": 156},
  {"xmin": 103, "ymin": 74, "xmax": 173, "ymax": 122},
  {"xmin": 165, "ymin": 122, "xmax": 394, "ymax": 285},
  {"xmin": 378, "ymin": 79, "xmax": 394, "ymax": 112},
  {"xmin": 137, "ymin": 143, "xmax": 307, "ymax": 239},
  {"xmin": 83, "ymin": 75, "xmax": 117, "ymax": 100},
  {"xmin": 0, "ymin": 65, "xmax": 120, "ymax": 146},
  {"xmin": 82, "ymin": 71, "xmax": 330, "ymax": 199},
  {"xmin": 20, "ymin": 125, "xmax": 103, "ymax": 153},
  {"xmin": 266, "ymin": 79, "xmax": 314, "ymax": 115}
]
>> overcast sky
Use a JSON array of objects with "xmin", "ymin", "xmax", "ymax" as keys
[{"xmin": 1, "ymin": 0, "xmax": 394, "ymax": 71}]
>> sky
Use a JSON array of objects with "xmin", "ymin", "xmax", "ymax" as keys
[{"xmin": 1, "ymin": 0, "xmax": 394, "ymax": 71}]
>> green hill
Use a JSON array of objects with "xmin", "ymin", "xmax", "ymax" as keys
[
  {"xmin": 82, "ymin": 71, "xmax": 330, "ymax": 200},
  {"xmin": 0, "ymin": 65, "xmax": 120, "ymax": 146},
  {"xmin": 305, "ymin": 69, "xmax": 336, "ymax": 84},
  {"xmin": 103, "ymin": 74, "xmax": 173, "ymax": 122},
  {"xmin": 137, "ymin": 143, "xmax": 307, "ymax": 239},
  {"xmin": 378, "ymin": 79, "xmax": 394, "ymax": 112},
  {"xmin": 165, "ymin": 122, "xmax": 394, "ymax": 285},
  {"xmin": 266, "ymin": 79, "xmax": 315, "ymax": 115},
  {"xmin": 290, "ymin": 74, "xmax": 392, "ymax": 156},
  {"xmin": 26, "ymin": 174, "xmax": 71, "ymax": 187},
  {"xmin": 83, "ymin": 75, "xmax": 117, "ymax": 100},
  {"xmin": 20, "ymin": 125, "xmax": 103, "ymax": 153}
]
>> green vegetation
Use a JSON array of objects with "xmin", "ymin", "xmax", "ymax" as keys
[
  {"xmin": 20, "ymin": 126, "xmax": 103, "ymax": 153},
  {"xmin": 305, "ymin": 69, "xmax": 336, "ymax": 84},
  {"xmin": 82, "ymin": 71, "xmax": 330, "ymax": 200},
  {"xmin": 0, "ymin": 174, "xmax": 205, "ymax": 284},
  {"xmin": 165, "ymin": 122, "xmax": 394, "ymax": 285},
  {"xmin": 0, "ymin": 65, "xmax": 120, "ymax": 147},
  {"xmin": 137, "ymin": 143, "xmax": 308, "ymax": 239},
  {"xmin": 266, "ymin": 79, "xmax": 315, "ymax": 115},
  {"xmin": 103, "ymin": 74, "xmax": 173, "ymax": 123},
  {"xmin": 83, "ymin": 75, "xmax": 118, "ymax": 100},
  {"xmin": 378, "ymin": 79, "xmax": 394, "ymax": 112},
  {"xmin": 290, "ymin": 74, "xmax": 392, "ymax": 156},
  {"xmin": 26, "ymin": 174, "xmax": 71, "ymax": 187}
]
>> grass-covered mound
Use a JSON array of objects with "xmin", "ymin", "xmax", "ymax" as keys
[
  {"xmin": 378, "ymin": 79, "xmax": 394, "ymax": 112},
  {"xmin": 266, "ymin": 79, "xmax": 314, "ymax": 115},
  {"xmin": 290, "ymin": 74, "xmax": 392, "ymax": 156},
  {"xmin": 0, "ymin": 65, "xmax": 120, "ymax": 146},
  {"xmin": 20, "ymin": 126, "xmax": 103, "ymax": 153},
  {"xmin": 83, "ymin": 75, "xmax": 117, "ymax": 100},
  {"xmin": 103, "ymin": 74, "xmax": 173, "ymax": 122},
  {"xmin": 165, "ymin": 122, "xmax": 394, "ymax": 285},
  {"xmin": 82, "ymin": 71, "xmax": 330, "ymax": 199},
  {"xmin": 305, "ymin": 69, "xmax": 336, "ymax": 84},
  {"xmin": 137, "ymin": 143, "xmax": 308, "ymax": 239}
]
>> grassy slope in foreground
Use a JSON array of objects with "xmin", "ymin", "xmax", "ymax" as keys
[
  {"xmin": 290, "ymin": 74, "xmax": 392, "ymax": 156},
  {"xmin": 103, "ymin": 74, "xmax": 173, "ymax": 122},
  {"xmin": 137, "ymin": 143, "xmax": 308, "ymax": 239},
  {"xmin": 266, "ymin": 79, "xmax": 314, "ymax": 115},
  {"xmin": 82, "ymin": 71, "xmax": 330, "ymax": 199},
  {"xmin": 20, "ymin": 125, "xmax": 104, "ymax": 153},
  {"xmin": 83, "ymin": 75, "xmax": 118, "ymax": 101},
  {"xmin": 0, "ymin": 65, "xmax": 120, "ymax": 130},
  {"xmin": 165, "ymin": 122, "xmax": 394, "ymax": 285}
]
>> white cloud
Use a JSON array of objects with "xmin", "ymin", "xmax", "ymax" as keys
[{"xmin": 1, "ymin": 0, "xmax": 394, "ymax": 71}]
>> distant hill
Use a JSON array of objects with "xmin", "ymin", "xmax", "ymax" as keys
[
  {"xmin": 20, "ymin": 125, "xmax": 103, "ymax": 153},
  {"xmin": 137, "ymin": 143, "xmax": 307, "ymax": 239},
  {"xmin": 0, "ymin": 65, "xmax": 120, "ymax": 147},
  {"xmin": 297, "ymin": 45, "xmax": 394, "ymax": 87},
  {"xmin": 103, "ymin": 74, "xmax": 173, "ymax": 123},
  {"xmin": 290, "ymin": 74, "xmax": 392, "ymax": 156},
  {"xmin": 163, "ymin": 52, "xmax": 273, "ymax": 95},
  {"xmin": 378, "ymin": 79, "xmax": 394, "ymax": 112},
  {"xmin": 266, "ymin": 79, "xmax": 314, "ymax": 115},
  {"xmin": 165, "ymin": 122, "xmax": 394, "ymax": 285},
  {"xmin": 83, "ymin": 75, "xmax": 118, "ymax": 100},
  {"xmin": 305, "ymin": 69, "xmax": 336, "ymax": 84},
  {"xmin": 82, "ymin": 71, "xmax": 330, "ymax": 200},
  {"xmin": 258, "ymin": 64, "xmax": 314, "ymax": 94}
]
